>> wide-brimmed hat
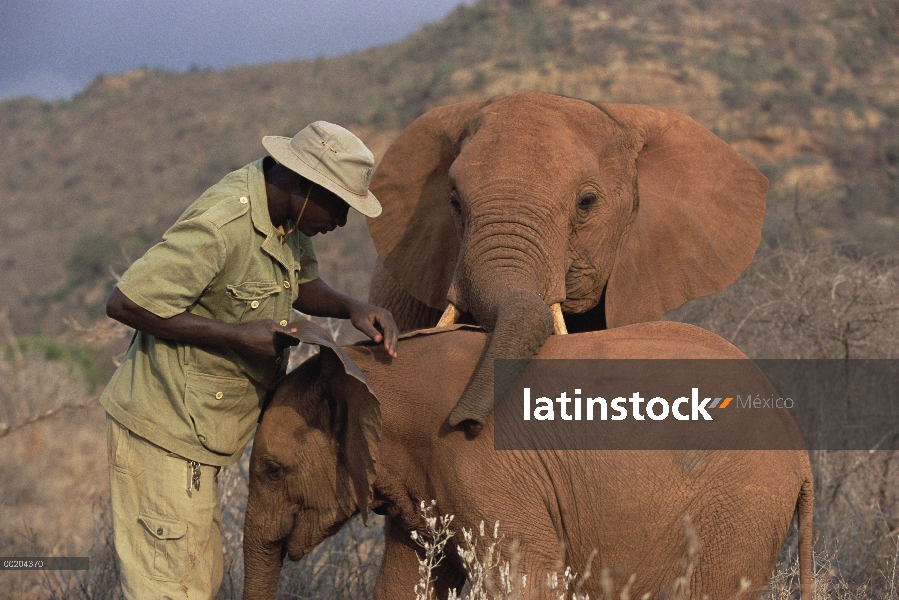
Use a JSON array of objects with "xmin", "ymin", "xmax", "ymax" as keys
[{"xmin": 262, "ymin": 122, "xmax": 381, "ymax": 217}]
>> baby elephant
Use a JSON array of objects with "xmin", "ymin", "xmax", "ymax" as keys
[{"xmin": 243, "ymin": 321, "xmax": 812, "ymax": 600}]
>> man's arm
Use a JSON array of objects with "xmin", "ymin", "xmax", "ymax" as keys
[
  {"xmin": 293, "ymin": 278, "xmax": 398, "ymax": 357},
  {"xmin": 107, "ymin": 287, "xmax": 299, "ymax": 358}
]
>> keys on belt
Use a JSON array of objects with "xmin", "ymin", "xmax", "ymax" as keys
[{"xmin": 187, "ymin": 460, "xmax": 201, "ymax": 495}]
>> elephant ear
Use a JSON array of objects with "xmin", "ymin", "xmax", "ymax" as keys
[
  {"xmin": 368, "ymin": 99, "xmax": 490, "ymax": 309},
  {"xmin": 597, "ymin": 104, "xmax": 767, "ymax": 327},
  {"xmin": 278, "ymin": 321, "xmax": 381, "ymax": 523}
]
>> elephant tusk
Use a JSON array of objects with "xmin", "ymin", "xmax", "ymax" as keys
[
  {"xmin": 550, "ymin": 303, "xmax": 568, "ymax": 335},
  {"xmin": 437, "ymin": 303, "xmax": 461, "ymax": 327}
]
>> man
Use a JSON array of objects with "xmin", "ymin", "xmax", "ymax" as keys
[{"xmin": 100, "ymin": 122, "xmax": 397, "ymax": 598}]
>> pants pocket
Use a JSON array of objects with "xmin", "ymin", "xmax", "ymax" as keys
[
  {"xmin": 137, "ymin": 512, "xmax": 188, "ymax": 582},
  {"xmin": 106, "ymin": 414, "xmax": 145, "ymax": 477}
]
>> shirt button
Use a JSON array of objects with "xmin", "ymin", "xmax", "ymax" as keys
[
  {"xmin": 215, "ymin": 391, "xmax": 224, "ymax": 399},
  {"xmin": 157, "ymin": 528, "xmax": 164, "ymax": 536},
  {"xmin": 279, "ymin": 320, "xmax": 288, "ymax": 326},
  {"xmin": 275, "ymin": 356, "xmax": 283, "ymax": 364},
  {"xmin": 239, "ymin": 196, "xmax": 249, "ymax": 204},
  {"xmin": 283, "ymin": 281, "xmax": 291, "ymax": 289},
  {"xmin": 250, "ymin": 300, "xmax": 259, "ymax": 309}
]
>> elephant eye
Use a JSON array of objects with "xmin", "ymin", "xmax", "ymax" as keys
[
  {"xmin": 449, "ymin": 190, "xmax": 462, "ymax": 214},
  {"xmin": 578, "ymin": 193, "xmax": 598, "ymax": 210},
  {"xmin": 263, "ymin": 460, "xmax": 284, "ymax": 481}
]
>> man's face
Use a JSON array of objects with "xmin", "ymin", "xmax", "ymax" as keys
[{"xmin": 290, "ymin": 183, "xmax": 350, "ymax": 236}]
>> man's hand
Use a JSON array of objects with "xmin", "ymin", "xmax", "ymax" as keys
[
  {"xmin": 234, "ymin": 319, "xmax": 300, "ymax": 358},
  {"xmin": 293, "ymin": 278, "xmax": 399, "ymax": 358},
  {"xmin": 348, "ymin": 302, "xmax": 398, "ymax": 358}
]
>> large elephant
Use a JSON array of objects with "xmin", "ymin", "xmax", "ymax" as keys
[
  {"xmin": 367, "ymin": 91, "xmax": 768, "ymax": 428},
  {"xmin": 243, "ymin": 321, "xmax": 812, "ymax": 600}
]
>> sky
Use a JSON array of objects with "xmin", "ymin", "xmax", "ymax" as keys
[{"xmin": 0, "ymin": 0, "xmax": 471, "ymax": 101}]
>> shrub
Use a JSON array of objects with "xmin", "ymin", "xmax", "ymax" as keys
[
  {"xmin": 469, "ymin": 70, "xmax": 489, "ymax": 92},
  {"xmin": 705, "ymin": 45, "xmax": 774, "ymax": 83},
  {"xmin": 812, "ymin": 64, "xmax": 831, "ymax": 95},
  {"xmin": 838, "ymin": 34, "xmax": 876, "ymax": 76},
  {"xmin": 720, "ymin": 82, "xmax": 758, "ymax": 110},
  {"xmin": 450, "ymin": 3, "xmax": 497, "ymax": 36},
  {"xmin": 761, "ymin": 87, "xmax": 815, "ymax": 120},
  {"xmin": 773, "ymin": 65, "xmax": 803, "ymax": 86},
  {"xmin": 66, "ymin": 234, "xmax": 121, "ymax": 286},
  {"xmin": 6, "ymin": 336, "xmax": 104, "ymax": 388},
  {"xmin": 494, "ymin": 59, "xmax": 522, "ymax": 71}
]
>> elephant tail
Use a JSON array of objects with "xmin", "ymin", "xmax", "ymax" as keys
[{"xmin": 797, "ymin": 476, "xmax": 814, "ymax": 600}]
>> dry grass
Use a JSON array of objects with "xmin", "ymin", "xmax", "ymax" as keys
[
  {"xmin": 0, "ymin": 320, "xmax": 109, "ymax": 599},
  {"xmin": 668, "ymin": 245, "xmax": 899, "ymax": 361},
  {"xmin": 411, "ymin": 502, "xmax": 732, "ymax": 600},
  {"xmin": 412, "ymin": 500, "xmax": 898, "ymax": 600}
]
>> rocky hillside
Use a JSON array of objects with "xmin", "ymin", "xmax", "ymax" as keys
[{"xmin": 1, "ymin": 0, "xmax": 897, "ymax": 335}]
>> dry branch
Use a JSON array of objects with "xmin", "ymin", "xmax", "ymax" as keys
[{"xmin": 0, "ymin": 395, "xmax": 101, "ymax": 440}]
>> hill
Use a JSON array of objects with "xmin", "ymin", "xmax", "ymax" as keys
[
  {"xmin": 1, "ymin": 0, "xmax": 897, "ymax": 336},
  {"xmin": 2, "ymin": 2, "xmax": 899, "ymax": 596}
]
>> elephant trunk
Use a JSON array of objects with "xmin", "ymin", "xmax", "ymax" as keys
[
  {"xmin": 242, "ymin": 537, "xmax": 284, "ymax": 599},
  {"xmin": 447, "ymin": 201, "xmax": 565, "ymax": 429},
  {"xmin": 242, "ymin": 499, "xmax": 288, "ymax": 599},
  {"xmin": 448, "ymin": 288, "xmax": 554, "ymax": 428}
]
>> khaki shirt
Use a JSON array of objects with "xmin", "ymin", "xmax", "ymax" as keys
[{"xmin": 100, "ymin": 159, "xmax": 318, "ymax": 466}]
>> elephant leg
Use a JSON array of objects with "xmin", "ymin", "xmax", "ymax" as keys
[
  {"xmin": 369, "ymin": 260, "xmax": 443, "ymax": 333},
  {"xmin": 375, "ymin": 518, "xmax": 421, "ymax": 600},
  {"xmin": 376, "ymin": 517, "xmax": 466, "ymax": 600},
  {"xmin": 431, "ymin": 552, "xmax": 466, "ymax": 600},
  {"xmin": 456, "ymin": 513, "xmax": 564, "ymax": 600},
  {"xmin": 514, "ymin": 541, "xmax": 567, "ymax": 600}
]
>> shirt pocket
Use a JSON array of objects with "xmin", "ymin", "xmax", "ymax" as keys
[
  {"xmin": 226, "ymin": 281, "xmax": 282, "ymax": 322},
  {"xmin": 183, "ymin": 371, "xmax": 251, "ymax": 455}
]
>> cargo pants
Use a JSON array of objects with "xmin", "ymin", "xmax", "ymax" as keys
[{"xmin": 106, "ymin": 414, "xmax": 223, "ymax": 599}]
